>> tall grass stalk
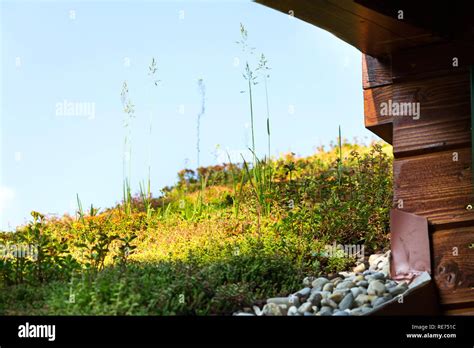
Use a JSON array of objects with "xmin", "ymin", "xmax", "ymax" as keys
[
  {"xmin": 140, "ymin": 57, "xmax": 161, "ymax": 219},
  {"xmin": 258, "ymin": 54, "xmax": 271, "ymax": 162},
  {"xmin": 194, "ymin": 78, "xmax": 207, "ymax": 219},
  {"xmin": 236, "ymin": 25, "xmax": 273, "ymax": 218},
  {"xmin": 76, "ymin": 193, "xmax": 84, "ymax": 223},
  {"xmin": 196, "ymin": 78, "xmax": 205, "ymax": 169},
  {"xmin": 120, "ymin": 81, "xmax": 135, "ymax": 215},
  {"xmin": 257, "ymin": 53, "xmax": 273, "ymax": 195},
  {"xmin": 338, "ymin": 125, "xmax": 343, "ymax": 186},
  {"xmin": 237, "ymin": 24, "xmax": 258, "ymax": 164},
  {"xmin": 146, "ymin": 113, "xmax": 153, "ymax": 218},
  {"xmin": 247, "ymin": 64, "xmax": 256, "ymax": 160}
]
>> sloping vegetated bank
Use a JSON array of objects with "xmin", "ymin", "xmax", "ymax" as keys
[{"xmin": 0, "ymin": 141, "xmax": 392, "ymax": 315}]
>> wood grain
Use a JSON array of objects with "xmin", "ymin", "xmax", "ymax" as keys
[
  {"xmin": 391, "ymin": 42, "xmax": 474, "ymax": 81},
  {"xmin": 392, "ymin": 72, "xmax": 471, "ymax": 157},
  {"xmin": 432, "ymin": 227, "xmax": 474, "ymax": 305},
  {"xmin": 363, "ymin": 85, "xmax": 393, "ymax": 143},
  {"xmin": 362, "ymin": 54, "xmax": 392, "ymax": 89},
  {"xmin": 364, "ymin": 72, "xmax": 471, "ymax": 156},
  {"xmin": 393, "ymin": 148, "xmax": 474, "ymax": 227}
]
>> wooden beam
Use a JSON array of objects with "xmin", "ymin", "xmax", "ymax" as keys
[
  {"xmin": 362, "ymin": 53, "xmax": 393, "ymax": 143},
  {"xmin": 363, "ymin": 84, "xmax": 393, "ymax": 143},
  {"xmin": 393, "ymin": 148, "xmax": 474, "ymax": 228}
]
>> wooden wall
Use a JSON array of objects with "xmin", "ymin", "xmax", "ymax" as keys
[{"xmin": 363, "ymin": 46, "xmax": 474, "ymax": 314}]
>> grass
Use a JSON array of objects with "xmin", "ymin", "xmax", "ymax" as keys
[
  {"xmin": 120, "ymin": 81, "xmax": 135, "ymax": 216},
  {"xmin": 257, "ymin": 53, "xmax": 271, "ymax": 161},
  {"xmin": 196, "ymin": 78, "xmax": 206, "ymax": 169},
  {"xmin": 0, "ymin": 140, "xmax": 392, "ymax": 315},
  {"xmin": 238, "ymin": 23, "xmax": 258, "ymax": 161}
]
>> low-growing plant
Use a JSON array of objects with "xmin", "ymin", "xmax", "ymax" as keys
[
  {"xmin": 45, "ymin": 252, "xmax": 301, "ymax": 315},
  {"xmin": 74, "ymin": 217, "xmax": 117, "ymax": 272},
  {"xmin": 0, "ymin": 140, "xmax": 392, "ymax": 315}
]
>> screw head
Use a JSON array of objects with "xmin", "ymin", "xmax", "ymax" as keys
[{"xmin": 466, "ymin": 204, "xmax": 473, "ymax": 211}]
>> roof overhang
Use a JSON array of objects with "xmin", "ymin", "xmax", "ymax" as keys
[{"xmin": 255, "ymin": 0, "xmax": 474, "ymax": 58}]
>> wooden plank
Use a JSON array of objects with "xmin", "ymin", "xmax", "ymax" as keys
[
  {"xmin": 432, "ymin": 227, "xmax": 474, "ymax": 306},
  {"xmin": 392, "ymin": 72, "xmax": 471, "ymax": 156},
  {"xmin": 392, "ymin": 42, "xmax": 474, "ymax": 81},
  {"xmin": 393, "ymin": 148, "xmax": 474, "ymax": 227},
  {"xmin": 363, "ymin": 72, "xmax": 471, "ymax": 156},
  {"xmin": 394, "ymin": 116, "xmax": 471, "ymax": 158},
  {"xmin": 362, "ymin": 54, "xmax": 392, "ymax": 89}
]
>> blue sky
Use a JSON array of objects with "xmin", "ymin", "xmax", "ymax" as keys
[{"xmin": 0, "ymin": 0, "xmax": 378, "ymax": 230}]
